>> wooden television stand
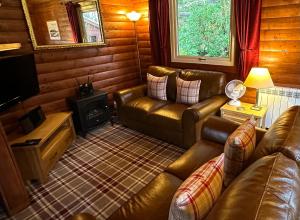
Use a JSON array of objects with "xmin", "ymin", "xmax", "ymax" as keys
[{"xmin": 9, "ymin": 112, "xmax": 76, "ymax": 184}]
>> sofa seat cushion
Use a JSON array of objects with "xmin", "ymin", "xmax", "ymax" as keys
[
  {"xmin": 206, "ymin": 153, "xmax": 300, "ymax": 220},
  {"xmin": 108, "ymin": 172, "xmax": 183, "ymax": 220},
  {"xmin": 123, "ymin": 96, "xmax": 169, "ymax": 120},
  {"xmin": 166, "ymin": 140, "xmax": 224, "ymax": 180},
  {"xmin": 148, "ymin": 104, "xmax": 188, "ymax": 131}
]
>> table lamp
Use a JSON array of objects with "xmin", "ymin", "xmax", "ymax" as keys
[{"xmin": 244, "ymin": 67, "xmax": 274, "ymax": 111}]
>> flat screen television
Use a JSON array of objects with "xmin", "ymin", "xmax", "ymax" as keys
[{"xmin": 0, "ymin": 54, "xmax": 40, "ymax": 112}]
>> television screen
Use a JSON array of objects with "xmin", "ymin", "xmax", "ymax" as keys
[{"xmin": 0, "ymin": 54, "xmax": 40, "ymax": 112}]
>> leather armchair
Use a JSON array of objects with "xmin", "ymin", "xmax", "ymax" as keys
[{"xmin": 114, "ymin": 66, "xmax": 228, "ymax": 148}]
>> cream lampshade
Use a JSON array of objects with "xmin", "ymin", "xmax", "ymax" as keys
[
  {"xmin": 126, "ymin": 11, "xmax": 142, "ymax": 22},
  {"xmin": 244, "ymin": 67, "xmax": 274, "ymax": 110}
]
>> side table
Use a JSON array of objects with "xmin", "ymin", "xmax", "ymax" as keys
[
  {"xmin": 220, "ymin": 102, "xmax": 267, "ymax": 129},
  {"xmin": 67, "ymin": 90, "xmax": 111, "ymax": 137}
]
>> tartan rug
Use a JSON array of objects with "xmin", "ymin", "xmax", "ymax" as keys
[{"xmin": 0, "ymin": 124, "xmax": 184, "ymax": 220}]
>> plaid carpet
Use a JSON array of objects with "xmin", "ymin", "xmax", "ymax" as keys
[{"xmin": 1, "ymin": 124, "xmax": 184, "ymax": 220}]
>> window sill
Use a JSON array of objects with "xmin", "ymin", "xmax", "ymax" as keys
[{"xmin": 171, "ymin": 56, "xmax": 235, "ymax": 67}]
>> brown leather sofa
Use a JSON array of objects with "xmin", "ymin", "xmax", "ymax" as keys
[
  {"xmin": 114, "ymin": 66, "xmax": 227, "ymax": 149},
  {"xmin": 107, "ymin": 106, "xmax": 300, "ymax": 220}
]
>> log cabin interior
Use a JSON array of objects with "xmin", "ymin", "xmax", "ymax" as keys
[{"xmin": 0, "ymin": 0, "xmax": 300, "ymax": 219}]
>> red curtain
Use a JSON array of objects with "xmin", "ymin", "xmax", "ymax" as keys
[
  {"xmin": 65, "ymin": 2, "xmax": 83, "ymax": 43},
  {"xmin": 149, "ymin": 0, "xmax": 170, "ymax": 66},
  {"xmin": 235, "ymin": 0, "xmax": 262, "ymax": 80}
]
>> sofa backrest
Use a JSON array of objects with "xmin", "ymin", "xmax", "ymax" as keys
[
  {"xmin": 147, "ymin": 65, "xmax": 181, "ymax": 102},
  {"xmin": 250, "ymin": 105, "xmax": 300, "ymax": 164},
  {"xmin": 205, "ymin": 152, "xmax": 300, "ymax": 220},
  {"xmin": 180, "ymin": 69, "xmax": 226, "ymax": 101}
]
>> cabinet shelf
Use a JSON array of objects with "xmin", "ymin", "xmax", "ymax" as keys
[{"xmin": 0, "ymin": 43, "xmax": 21, "ymax": 52}]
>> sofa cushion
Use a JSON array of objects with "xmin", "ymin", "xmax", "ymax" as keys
[
  {"xmin": 169, "ymin": 154, "xmax": 224, "ymax": 220},
  {"xmin": 148, "ymin": 66, "xmax": 181, "ymax": 102},
  {"xmin": 223, "ymin": 117, "xmax": 256, "ymax": 187},
  {"xmin": 147, "ymin": 74, "xmax": 168, "ymax": 101},
  {"xmin": 148, "ymin": 104, "xmax": 188, "ymax": 131},
  {"xmin": 166, "ymin": 140, "xmax": 224, "ymax": 180},
  {"xmin": 180, "ymin": 70, "xmax": 225, "ymax": 101},
  {"xmin": 251, "ymin": 106, "xmax": 300, "ymax": 164},
  {"xmin": 123, "ymin": 97, "xmax": 169, "ymax": 121},
  {"xmin": 205, "ymin": 153, "xmax": 300, "ymax": 220},
  {"xmin": 108, "ymin": 173, "xmax": 183, "ymax": 220},
  {"xmin": 176, "ymin": 77, "xmax": 201, "ymax": 105}
]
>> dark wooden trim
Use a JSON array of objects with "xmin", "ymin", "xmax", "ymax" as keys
[{"xmin": 0, "ymin": 122, "xmax": 29, "ymax": 215}]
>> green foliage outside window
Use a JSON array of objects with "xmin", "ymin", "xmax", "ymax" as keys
[{"xmin": 177, "ymin": 0, "xmax": 231, "ymax": 58}]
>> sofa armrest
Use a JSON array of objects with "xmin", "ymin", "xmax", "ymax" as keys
[
  {"xmin": 166, "ymin": 140, "xmax": 224, "ymax": 180},
  {"xmin": 182, "ymin": 95, "xmax": 228, "ymax": 148},
  {"xmin": 113, "ymin": 84, "xmax": 147, "ymax": 107},
  {"xmin": 202, "ymin": 116, "xmax": 267, "ymax": 146}
]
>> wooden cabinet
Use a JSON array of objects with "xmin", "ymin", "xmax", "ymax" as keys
[
  {"xmin": 9, "ymin": 112, "xmax": 76, "ymax": 183},
  {"xmin": 221, "ymin": 102, "xmax": 267, "ymax": 129}
]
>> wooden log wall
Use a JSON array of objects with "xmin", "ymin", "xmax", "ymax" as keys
[
  {"xmin": 0, "ymin": 0, "xmax": 141, "ymax": 133},
  {"xmin": 259, "ymin": 0, "xmax": 300, "ymax": 87},
  {"xmin": 243, "ymin": 0, "xmax": 300, "ymax": 103},
  {"xmin": 1, "ymin": 0, "xmax": 299, "ymax": 132}
]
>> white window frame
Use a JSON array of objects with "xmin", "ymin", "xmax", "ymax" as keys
[{"xmin": 169, "ymin": 0, "xmax": 236, "ymax": 66}]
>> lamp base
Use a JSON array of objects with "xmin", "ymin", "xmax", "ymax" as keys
[{"xmin": 250, "ymin": 105, "xmax": 262, "ymax": 111}]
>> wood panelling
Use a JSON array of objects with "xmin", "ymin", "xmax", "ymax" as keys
[
  {"xmin": 0, "ymin": 122, "xmax": 29, "ymax": 215},
  {"xmin": 1, "ymin": 0, "xmax": 299, "ymax": 133},
  {"xmin": 260, "ymin": 0, "xmax": 300, "ymax": 86},
  {"xmin": 0, "ymin": 0, "xmax": 140, "ymax": 133}
]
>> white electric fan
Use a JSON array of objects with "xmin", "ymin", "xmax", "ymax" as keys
[{"xmin": 225, "ymin": 80, "xmax": 246, "ymax": 106}]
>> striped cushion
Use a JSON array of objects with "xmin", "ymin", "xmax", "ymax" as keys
[
  {"xmin": 147, "ymin": 73, "xmax": 168, "ymax": 101},
  {"xmin": 169, "ymin": 153, "xmax": 224, "ymax": 220},
  {"xmin": 176, "ymin": 77, "xmax": 201, "ymax": 105},
  {"xmin": 224, "ymin": 117, "xmax": 256, "ymax": 187}
]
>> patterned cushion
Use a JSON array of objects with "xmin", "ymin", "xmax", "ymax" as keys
[
  {"xmin": 224, "ymin": 117, "xmax": 256, "ymax": 187},
  {"xmin": 147, "ymin": 73, "xmax": 168, "ymax": 101},
  {"xmin": 169, "ymin": 154, "xmax": 224, "ymax": 220},
  {"xmin": 176, "ymin": 77, "xmax": 201, "ymax": 105}
]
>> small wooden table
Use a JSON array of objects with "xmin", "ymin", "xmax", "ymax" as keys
[
  {"xmin": 9, "ymin": 112, "xmax": 76, "ymax": 183},
  {"xmin": 220, "ymin": 102, "xmax": 267, "ymax": 129}
]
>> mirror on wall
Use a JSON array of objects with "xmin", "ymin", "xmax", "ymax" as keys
[{"xmin": 21, "ymin": 0, "xmax": 105, "ymax": 50}]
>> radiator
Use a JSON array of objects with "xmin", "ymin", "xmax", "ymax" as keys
[{"xmin": 258, "ymin": 87, "xmax": 300, "ymax": 128}]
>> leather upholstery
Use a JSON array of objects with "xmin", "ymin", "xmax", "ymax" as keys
[
  {"xmin": 148, "ymin": 66, "xmax": 181, "ymax": 102},
  {"xmin": 108, "ymin": 173, "xmax": 182, "ymax": 220},
  {"xmin": 67, "ymin": 213, "xmax": 96, "ymax": 220},
  {"xmin": 74, "ymin": 106, "xmax": 300, "ymax": 220},
  {"xmin": 148, "ymin": 104, "xmax": 188, "ymax": 131},
  {"xmin": 182, "ymin": 95, "xmax": 228, "ymax": 147},
  {"xmin": 251, "ymin": 106, "xmax": 300, "ymax": 164},
  {"xmin": 122, "ymin": 97, "xmax": 169, "ymax": 121},
  {"xmin": 180, "ymin": 69, "xmax": 226, "ymax": 101},
  {"xmin": 206, "ymin": 153, "xmax": 300, "ymax": 220},
  {"xmin": 166, "ymin": 140, "xmax": 224, "ymax": 180},
  {"xmin": 114, "ymin": 66, "xmax": 228, "ymax": 148},
  {"xmin": 202, "ymin": 116, "xmax": 266, "ymax": 146},
  {"xmin": 114, "ymin": 84, "xmax": 147, "ymax": 107}
]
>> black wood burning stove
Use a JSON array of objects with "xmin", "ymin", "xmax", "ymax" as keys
[{"xmin": 67, "ymin": 90, "xmax": 111, "ymax": 137}]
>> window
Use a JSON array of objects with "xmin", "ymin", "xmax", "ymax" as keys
[{"xmin": 169, "ymin": 0, "xmax": 235, "ymax": 66}]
